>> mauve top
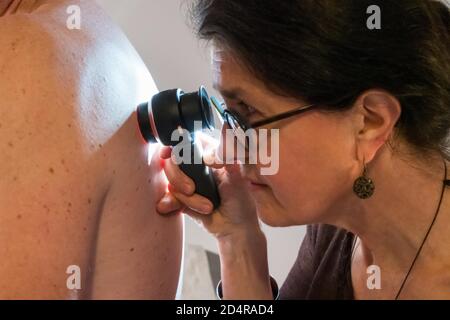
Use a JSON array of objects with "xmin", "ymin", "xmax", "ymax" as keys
[{"xmin": 279, "ymin": 224, "xmax": 355, "ymax": 299}]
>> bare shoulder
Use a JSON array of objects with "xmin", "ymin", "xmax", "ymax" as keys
[{"xmin": 0, "ymin": 0, "xmax": 182, "ymax": 299}]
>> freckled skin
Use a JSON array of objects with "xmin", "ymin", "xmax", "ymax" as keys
[{"xmin": 0, "ymin": 0, "xmax": 183, "ymax": 299}]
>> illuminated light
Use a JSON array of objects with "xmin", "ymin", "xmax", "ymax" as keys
[{"xmin": 147, "ymin": 142, "xmax": 160, "ymax": 165}]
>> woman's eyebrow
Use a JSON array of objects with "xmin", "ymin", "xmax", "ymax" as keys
[{"xmin": 213, "ymin": 84, "xmax": 244, "ymax": 100}]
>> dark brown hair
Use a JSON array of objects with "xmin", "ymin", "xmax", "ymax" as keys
[{"xmin": 189, "ymin": 0, "xmax": 450, "ymax": 160}]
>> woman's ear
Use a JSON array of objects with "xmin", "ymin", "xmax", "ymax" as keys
[{"xmin": 351, "ymin": 89, "xmax": 402, "ymax": 163}]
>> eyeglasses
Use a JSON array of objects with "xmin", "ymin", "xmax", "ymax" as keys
[
  {"xmin": 210, "ymin": 96, "xmax": 316, "ymax": 131},
  {"xmin": 210, "ymin": 96, "xmax": 317, "ymax": 149}
]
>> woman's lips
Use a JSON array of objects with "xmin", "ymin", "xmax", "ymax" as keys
[
  {"xmin": 247, "ymin": 179, "xmax": 268, "ymax": 188},
  {"xmin": 243, "ymin": 174, "xmax": 268, "ymax": 189},
  {"xmin": 250, "ymin": 181, "xmax": 267, "ymax": 186},
  {"xmin": 249, "ymin": 182, "xmax": 269, "ymax": 193}
]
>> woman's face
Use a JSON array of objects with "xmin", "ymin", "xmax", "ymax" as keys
[{"xmin": 212, "ymin": 48, "xmax": 361, "ymax": 227}]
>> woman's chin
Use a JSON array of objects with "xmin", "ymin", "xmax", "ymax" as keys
[
  {"xmin": 250, "ymin": 184, "xmax": 321, "ymax": 226},
  {"xmin": 256, "ymin": 202, "xmax": 321, "ymax": 227},
  {"xmin": 256, "ymin": 207, "xmax": 293, "ymax": 227}
]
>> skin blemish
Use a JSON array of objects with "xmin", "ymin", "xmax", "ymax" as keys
[
  {"xmin": 67, "ymin": 123, "xmax": 72, "ymax": 128},
  {"xmin": 61, "ymin": 159, "xmax": 65, "ymax": 165},
  {"xmin": 11, "ymin": 40, "xmax": 17, "ymax": 51},
  {"xmin": 87, "ymin": 198, "xmax": 92, "ymax": 205},
  {"xmin": 49, "ymin": 168, "xmax": 55, "ymax": 174},
  {"xmin": 17, "ymin": 214, "xmax": 22, "ymax": 220},
  {"xmin": 68, "ymin": 202, "xmax": 72, "ymax": 207},
  {"xmin": 8, "ymin": 141, "xmax": 13, "ymax": 148},
  {"xmin": 21, "ymin": 88, "xmax": 26, "ymax": 95},
  {"xmin": 130, "ymin": 248, "xmax": 135, "ymax": 252},
  {"xmin": 13, "ymin": 176, "xmax": 18, "ymax": 182},
  {"xmin": 98, "ymin": 144, "xmax": 103, "ymax": 148}
]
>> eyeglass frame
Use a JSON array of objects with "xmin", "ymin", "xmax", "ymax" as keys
[{"xmin": 210, "ymin": 96, "xmax": 317, "ymax": 132}]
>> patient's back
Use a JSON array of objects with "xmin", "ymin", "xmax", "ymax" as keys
[{"xmin": 0, "ymin": 0, "xmax": 183, "ymax": 299}]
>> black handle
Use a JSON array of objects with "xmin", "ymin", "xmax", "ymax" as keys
[{"xmin": 178, "ymin": 141, "xmax": 221, "ymax": 210}]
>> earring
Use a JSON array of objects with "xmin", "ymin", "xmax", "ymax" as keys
[{"xmin": 353, "ymin": 162, "xmax": 375, "ymax": 199}]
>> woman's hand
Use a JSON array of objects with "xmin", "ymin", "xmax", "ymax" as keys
[
  {"xmin": 156, "ymin": 134, "xmax": 273, "ymax": 299},
  {"xmin": 156, "ymin": 143, "xmax": 260, "ymax": 239}
]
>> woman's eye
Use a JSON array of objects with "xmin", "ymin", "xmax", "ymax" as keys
[{"xmin": 237, "ymin": 102, "xmax": 257, "ymax": 117}]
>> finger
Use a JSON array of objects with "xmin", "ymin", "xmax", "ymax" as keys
[
  {"xmin": 196, "ymin": 131, "xmax": 220, "ymax": 151},
  {"xmin": 159, "ymin": 146, "xmax": 172, "ymax": 160},
  {"xmin": 169, "ymin": 185, "xmax": 214, "ymax": 215},
  {"xmin": 195, "ymin": 126, "xmax": 225, "ymax": 169},
  {"xmin": 156, "ymin": 192, "xmax": 184, "ymax": 214},
  {"xmin": 160, "ymin": 207, "xmax": 185, "ymax": 217},
  {"xmin": 203, "ymin": 148, "xmax": 226, "ymax": 169},
  {"xmin": 209, "ymin": 123, "xmax": 246, "ymax": 166},
  {"xmin": 162, "ymin": 156, "xmax": 196, "ymax": 196}
]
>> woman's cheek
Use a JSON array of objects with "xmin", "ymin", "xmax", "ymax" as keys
[{"xmin": 263, "ymin": 151, "xmax": 299, "ymax": 207}]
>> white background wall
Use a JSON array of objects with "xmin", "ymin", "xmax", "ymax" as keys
[{"xmin": 96, "ymin": 0, "xmax": 306, "ymax": 285}]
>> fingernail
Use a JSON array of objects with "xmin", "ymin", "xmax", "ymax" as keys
[
  {"xmin": 157, "ymin": 195, "xmax": 170, "ymax": 207},
  {"xmin": 156, "ymin": 202, "xmax": 167, "ymax": 213},
  {"xmin": 203, "ymin": 150, "xmax": 216, "ymax": 165},
  {"xmin": 199, "ymin": 203, "xmax": 213, "ymax": 214}
]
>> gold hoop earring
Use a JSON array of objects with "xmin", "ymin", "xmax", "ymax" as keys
[{"xmin": 353, "ymin": 162, "xmax": 375, "ymax": 199}]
